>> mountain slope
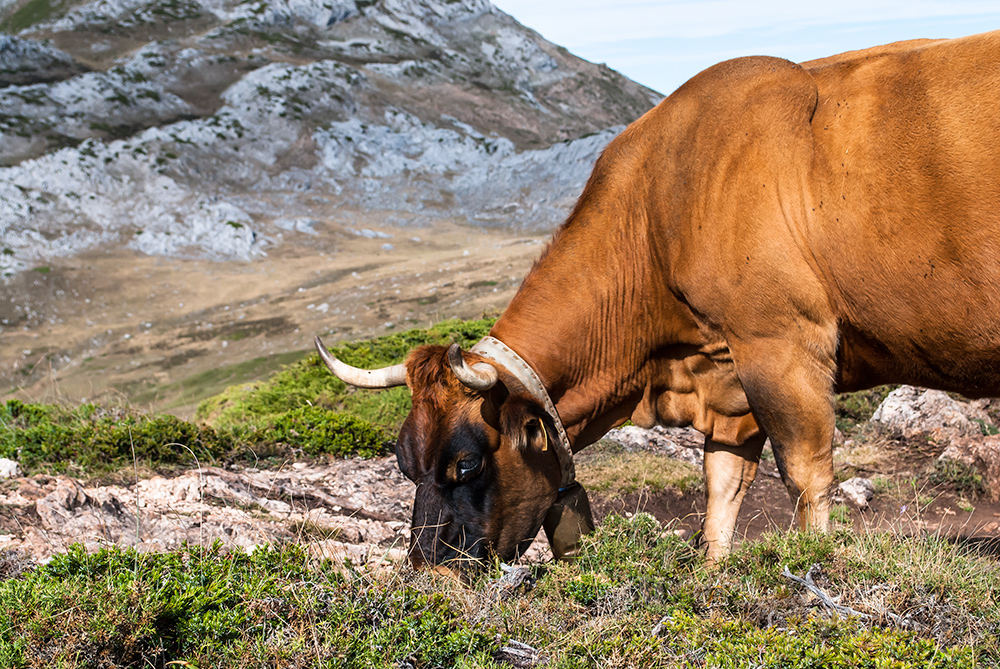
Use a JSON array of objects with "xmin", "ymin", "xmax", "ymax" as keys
[
  {"xmin": 0, "ymin": 0, "xmax": 661, "ymax": 276},
  {"xmin": 0, "ymin": 0, "xmax": 663, "ymax": 409}
]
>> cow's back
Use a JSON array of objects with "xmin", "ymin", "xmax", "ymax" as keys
[{"xmin": 800, "ymin": 31, "xmax": 1000, "ymax": 393}]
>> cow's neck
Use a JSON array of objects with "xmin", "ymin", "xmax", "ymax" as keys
[{"xmin": 490, "ymin": 197, "xmax": 681, "ymax": 451}]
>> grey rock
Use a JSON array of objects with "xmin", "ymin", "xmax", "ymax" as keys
[
  {"xmin": 0, "ymin": 35, "xmax": 87, "ymax": 87},
  {"xmin": 0, "ymin": 0, "xmax": 660, "ymax": 277},
  {"xmin": 604, "ymin": 425, "xmax": 704, "ymax": 467},
  {"xmin": 0, "ymin": 459, "xmax": 412, "ymax": 562}
]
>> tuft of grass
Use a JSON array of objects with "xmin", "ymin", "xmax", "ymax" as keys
[
  {"xmin": 835, "ymin": 385, "xmax": 897, "ymax": 433},
  {"xmin": 931, "ymin": 458, "xmax": 988, "ymax": 499},
  {"xmin": 196, "ymin": 316, "xmax": 496, "ymax": 433},
  {"xmin": 829, "ymin": 503, "xmax": 851, "ymax": 525},
  {"xmin": 576, "ymin": 447, "xmax": 702, "ymax": 497},
  {"xmin": 834, "ymin": 426, "xmax": 895, "ymax": 472}
]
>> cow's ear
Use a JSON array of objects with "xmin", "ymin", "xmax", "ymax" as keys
[{"xmin": 499, "ymin": 394, "xmax": 552, "ymax": 452}]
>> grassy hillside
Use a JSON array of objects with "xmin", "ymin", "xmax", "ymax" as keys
[{"xmin": 0, "ymin": 317, "xmax": 494, "ymax": 477}]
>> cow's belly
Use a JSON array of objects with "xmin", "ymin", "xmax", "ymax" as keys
[
  {"xmin": 818, "ymin": 211, "xmax": 1000, "ymax": 395},
  {"xmin": 835, "ymin": 309, "xmax": 1000, "ymax": 396}
]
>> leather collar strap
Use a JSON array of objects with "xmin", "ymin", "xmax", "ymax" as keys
[{"xmin": 471, "ymin": 336, "xmax": 575, "ymax": 488}]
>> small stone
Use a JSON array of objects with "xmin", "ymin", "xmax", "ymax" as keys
[
  {"xmin": 0, "ymin": 458, "xmax": 21, "ymax": 479},
  {"xmin": 838, "ymin": 477, "xmax": 875, "ymax": 509}
]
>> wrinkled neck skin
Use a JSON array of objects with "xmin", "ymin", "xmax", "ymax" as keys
[
  {"xmin": 491, "ymin": 127, "xmax": 760, "ymax": 452},
  {"xmin": 491, "ymin": 221, "xmax": 674, "ymax": 450}
]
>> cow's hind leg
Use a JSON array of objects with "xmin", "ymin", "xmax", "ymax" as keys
[
  {"xmin": 730, "ymin": 337, "xmax": 838, "ymax": 537},
  {"xmin": 701, "ymin": 432, "xmax": 766, "ymax": 562}
]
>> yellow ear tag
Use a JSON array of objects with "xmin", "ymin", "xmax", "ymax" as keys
[{"xmin": 539, "ymin": 420, "xmax": 549, "ymax": 451}]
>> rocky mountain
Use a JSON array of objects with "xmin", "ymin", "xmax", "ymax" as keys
[{"xmin": 0, "ymin": 0, "xmax": 662, "ymax": 277}]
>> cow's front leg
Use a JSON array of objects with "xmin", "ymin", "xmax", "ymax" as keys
[{"xmin": 701, "ymin": 432, "xmax": 766, "ymax": 562}]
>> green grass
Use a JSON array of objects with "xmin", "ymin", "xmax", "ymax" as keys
[
  {"xmin": 196, "ymin": 316, "xmax": 496, "ymax": 434},
  {"xmin": 576, "ymin": 445, "xmax": 702, "ymax": 496},
  {"xmin": 931, "ymin": 458, "xmax": 988, "ymax": 498},
  {"xmin": 130, "ymin": 350, "xmax": 307, "ymax": 412},
  {"xmin": 1, "ymin": 518, "xmax": 995, "ymax": 667},
  {"xmin": 0, "ymin": 0, "xmax": 66, "ymax": 33}
]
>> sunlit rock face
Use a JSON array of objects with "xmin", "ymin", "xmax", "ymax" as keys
[{"xmin": 0, "ymin": 0, "xmax": 661, "ymax": 276}]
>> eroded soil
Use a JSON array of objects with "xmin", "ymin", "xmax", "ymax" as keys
[{"xmin": 3, "ymin": 429, "xmax": 1000, "ymax": 566}]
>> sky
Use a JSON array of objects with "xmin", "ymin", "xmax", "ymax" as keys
[{"xmin": 490, "ymin": 1, "xmax": 1000, "ymax": 96}]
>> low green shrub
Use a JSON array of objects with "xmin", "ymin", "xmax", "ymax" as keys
[
  {"xmin": 256, "ymin": 405, "xmax": 389, "ymax": 458},
  {"xmin": 197, "ymin": 317, "xmax": 496, "ymax": 433},
  {"xmin": 0, "ymin": 543, "xmax": 491, "ymax": 668},
  {"xmin": 0, "ymin": 399, "xmax": 389, "ymax": 476},
  {"xmin": 0, "ymin": 399, "xmax": 228, "ymax": 474}
]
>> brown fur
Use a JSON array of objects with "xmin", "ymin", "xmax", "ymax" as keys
[{"xmin": 393, "ymin": 30, "xmax": 1000, "ymax": 566}]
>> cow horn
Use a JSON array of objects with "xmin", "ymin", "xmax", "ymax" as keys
[
  {"xmin": 314, "ymin": 335, "xmax": 408, "ymax": 388},
  {"xmin": 447, "ymin": 343, "xmax": 498, "ymax": 391}
]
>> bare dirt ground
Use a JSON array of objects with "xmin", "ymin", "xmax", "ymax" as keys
[{"xmin": 0, "ymin": 217, "xmax": 546, "ymax": 417}]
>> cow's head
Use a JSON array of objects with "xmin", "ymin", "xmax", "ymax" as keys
[{"xmin": 315, "ymin": 337, "xmax": 563, "ymax": 572}]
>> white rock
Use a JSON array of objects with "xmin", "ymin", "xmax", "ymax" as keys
[
  {"xmin": 603, "ymin": 425, "xmax": 704, "ymax": 467},
  {"xmin": 837, "ymin": 477, "xmax": 875, "ymax": 509},
  {"xmin": 0, "ymin": 458, "xmax": 21, "ymax": 479},
  {"xmin": 871, "ymin": 386, "xmax": 989, "ymax": 441}
]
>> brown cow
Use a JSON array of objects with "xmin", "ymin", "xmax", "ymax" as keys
[{"xmin": 317, "ymin": 30, "xmax": 1000, "ymax": 567}]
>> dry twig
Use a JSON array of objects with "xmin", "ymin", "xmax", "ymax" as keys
[{"xmin": 782, "ymin": 563, "xmax": 924, "ymax": 631}]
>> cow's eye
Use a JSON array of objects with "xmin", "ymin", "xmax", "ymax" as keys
[{"xmin": 456, "ymin": 454, "xmax": 483, "ymax": 482}]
